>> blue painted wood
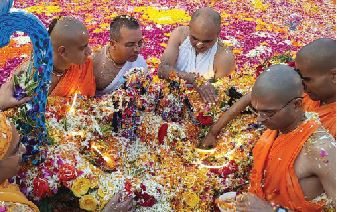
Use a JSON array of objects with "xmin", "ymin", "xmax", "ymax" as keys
[{"xmin": 0, "ymin": 0, "xmax": 53, "ymax": 165}]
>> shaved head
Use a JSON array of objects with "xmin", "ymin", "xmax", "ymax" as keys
[
  {"xmin": 296, "ymin": 38, "xmax": 336, "ymax": 73},
  {"xmin": 190, "ymin": 7, "xmax": 221, "ymax": 32},
  {"xmin": 253, "ymin": 65, "xmax": 303, "ymax": 103},
  {"xmin": 48, "ymin": 16, "xmax": 91, "ymax": 66},
  {"xmin": 252, "ymin": 64, "xmax": 304, "ymax": 131},
  {"xmin": 295, "ymin": 38, "xmax": 336, "ymax": 103},
  {"xmin": 49, "ymin": 16, "xmax": 88, "ymax": 48},
  {"xmin": 189, "ymin": 7, "xmax": 221, "ymax": 53}
]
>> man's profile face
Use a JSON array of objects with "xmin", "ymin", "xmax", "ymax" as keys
[
  {"xmin": 112, "ymin": 26, "xmax": 143, "ymax": 62},
  {"xmin": 295, "ymin": 59, "xmax": 335, "ymax": 102},
  {"xmin": 189, "ymin": 21, "xmax": 218, "ymax": 53}
]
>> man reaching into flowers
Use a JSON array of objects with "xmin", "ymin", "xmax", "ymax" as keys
[
  {"xmin": 202, "ymin": 38, "xmax": 336, "ymax": 148},
  {"xmin": 235, "ymin": 65, "xmax": 335, "ymax": 212},
  {"xmin": 158, "ymin": 7, "xmax": 235, "ymax": 103}
]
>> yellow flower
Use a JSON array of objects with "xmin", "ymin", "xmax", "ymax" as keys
[
  {"xmin": 183, "ymin": 192, "xmax": 200, "ymax": 208},
  {"xmin": 183, "ymin": 173, "xmax": 197, "ymax": 188},
  {"xmin": 152, "ymin": 75, "xmax": 160, "ymax": 84},
  {"xmin": 25, "ymin": 5, "xmax": 62, "ymax": 15},
  {"xmin": 251, "ymin": 0, "xmax": 268, "ymax": 11},
  {"xmin": 134, "ymin": 6, "xmax": 190, "ymax": 24},
  {"xmin": 79, "ymin": 195, "xmax": 98, "ymax": 211},
  {"xmin": 71, "ymin": 178, "xmax": 91, "ymax": 197}
]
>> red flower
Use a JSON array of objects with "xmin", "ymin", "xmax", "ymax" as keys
[
  {"xmin": 255, "ymin": 64, "xmax": 264, "ymax": 77},
  {"xmin": 158, "ymin": 123, "xmax": 168, "ymax": 145},
  {"xmin": 209, "ymin": 160, "xmax": 239, "ymax": 178},
  {"xmin": 125, "ymin": 180, "xmax": 132, "ymax": 194},
  {"xmin": 135, "ymin": 191, "xmax": 157, "ymax": 207},
  {"xmin": 140, "ymin": 183, "xmax": 147, "ymax": 191},
  {"xmin": 124, "ymin": 108, "xmax": 133, "ymax": 116},
  {"xmin": 58, "ymin": 164, "xmax": 78, "ymax": 186},
  {"xmin": 287, "ymin": 61, "xmax": 296, "ymax": 68},
  {"xmin": 33, "ymin": 177, "xmax": 52, "ymax": 199},
  {"xmin": 139, "ymin": 193, "xmax": 157, "ymax": 207},
  {"xmin": 196, "ymin": 113, "xmax": 213, "ymax": 126}
]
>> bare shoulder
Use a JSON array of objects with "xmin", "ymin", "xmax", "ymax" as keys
[
  {"xmin": 302, "ymin": 127, "xmax": 336, "ymax": 168},
  {"xmin": 213, "ymin": 41, "xmax": 236, "ymax": 77},
  {"xmin": 304, "ymin": 128, "xmax": 335, "ymax": 154},
  {"xmin": 215, "ymin": 41, "xmax": 234, "ymax": 60},
  {"xmin": 93, "ymin": 48, "xmax": 104, "ymax": 65},
  {"xmin": 170, "ymin": 26, "xmax": 189, "ymax": 44}
]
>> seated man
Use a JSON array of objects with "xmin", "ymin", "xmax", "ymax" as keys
[
  {"xmin": 202, "ymin": 38, "xmax": 336, "ymax": 148},
  {"xmin": 296, "ymin": 38, "xmax": 336, "ymax": 138},
  {"xmin": 48, "ymin": 16, "xmax": 95, "ymax": 97},
  {"xmin": 93, "ymin": 15, "xmax": 147, "ymax": 96},
  {"xmin": 158, "ymin": 7, "xmax": 235, "ymax": 103},
  {"xmin": 16, "ymin": 16, "xmax": 95, "ymax": 97},
  {"xmin": 236, "ymin": 65, "xmax": 335, "ymax": 212}
]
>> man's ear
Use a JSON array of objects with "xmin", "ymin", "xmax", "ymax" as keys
[
  {"xmin": 294, "ymin": 97, "xmax": 303, "ymax": 110},
  {"xmin": 57, "ymin": 46, "xmax": 66, "ymax": 57},
  {"xmin": 330, "ymin": 68, "xmax": 336, "ymax": 84},
  {"xmin": 110, "ymin": 40, "xmax": 117, "ymax": 50}
]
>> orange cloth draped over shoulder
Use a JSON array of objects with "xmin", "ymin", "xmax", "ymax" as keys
[
  {"xmin": 0, "ymin": 112, "xmax": 39, "ymax": 211},
  {"xmin": 303, "ymin": 94, "xmax": 336, "ymax": 138},
  {"xmin": 50, "ymin": 58, "xmax": 96, "ymax": 97},
  {"xmin": 249, "ymin": 118, "xmax": 323, "ymax": 212}
]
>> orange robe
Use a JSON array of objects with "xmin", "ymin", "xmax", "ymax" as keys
[
  {"xmin": 249, "ymin": 118, "xmax": 323, "ymax": 212},
  {"xmin": 303, "ymin": 94, "xmax": 336, "ymax": 138},
  {"xmin": 0, "ymin": 113, "xmax": 39, "ymax": 211},
  {"xmin": 50, "ymin": 58, "xmax": 96, "ymax": 97},
  {"xmin": 0, "ymin": 181, "xmax": 39, "ymax": 211}
]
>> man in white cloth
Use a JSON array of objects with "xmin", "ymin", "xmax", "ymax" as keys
[
  {"xmin": 158, "ymin": 7, "xmax": 235, "ymax": 103},
  {"xmin": 93, "ymin": 15, "xmax": 148, "ymax": 95}
]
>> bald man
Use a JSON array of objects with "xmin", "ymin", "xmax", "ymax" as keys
[
  {"xmin": 15, "ymin": 16, "xmax": 95, "ymax": 97},
  {"xmin": 295, "ymin": 38, "xmax": 336, "ymax": 137},
  {"xmin": 48, "ymin": 16, "xmax": 95, "ymax": 97},
  {"xmin": 201, "ymin": 38, "xmax": 336, "ymax": 148},
  {"xmin": 236, "ymin": 65, "xmax": 335, "ymax": 212},
  {"xmin": 158, "ymin": 7, "xmax": 235, "ymax": 103}
]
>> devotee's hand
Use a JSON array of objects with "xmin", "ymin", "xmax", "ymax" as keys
[
  {"xmin": 195, "ymin": 82, "xmax": 217, "ymax": 104},
  {"xmin": 236, "ymin": 193, "xmax": 274, "ymax": 212},
  {"xmin": 0, "ymin": 79, "xmax": 31, "ymax": 111},
  {"xmin": 103, "ymin": 192, "xmax": 135, "ymax": 212},
  {"xmin": 158, "ymin": 68, "xmax": 171, "ymax": 79},
  {"xmin": 200, "ymin": 130, "xmax": 218, "ymax": 149}
]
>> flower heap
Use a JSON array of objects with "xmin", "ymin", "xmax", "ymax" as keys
[{"xmin": 8, "ymin": 67, "xmax": 267, "ymax": 211}]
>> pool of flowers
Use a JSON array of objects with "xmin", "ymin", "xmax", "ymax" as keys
[{"xmin": 1, "ymin": 0, "xmax": 336, "ymax": 211}]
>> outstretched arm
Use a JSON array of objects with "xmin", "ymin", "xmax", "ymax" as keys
[{"xmin": 200, "ymin": 92, "xmax": 251, "ymax": 148}]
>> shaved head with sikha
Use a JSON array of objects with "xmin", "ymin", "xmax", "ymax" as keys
[
  {"xmin": 295, "ymin": 38, "xmax": 336, "ymax": 103},
  {"xmin": 252, "ymin": 65, "xmax": 304, "ymax": 132},
  {"xmin": 190, "ymin": 7, "xmax": 221, "ymax": 33},
  {"xmin": 49, "ymin": 16, "xmax": 92, "ymax": 68},
  {"xmin": 189, "ymin": 7, "xmax": 221, "ymax": 53}
]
